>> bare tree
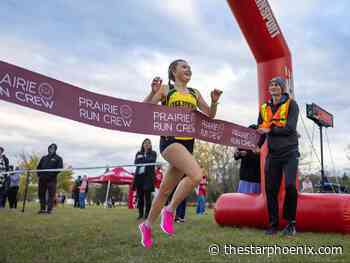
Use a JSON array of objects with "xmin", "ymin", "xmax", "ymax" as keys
[
  {"xmin": 193, "ymin": 141, "xmax": 240, "ymax": 202},
  {"xmin": 16, "ymin": 151, "xmax": 40, "ymax": 201}
]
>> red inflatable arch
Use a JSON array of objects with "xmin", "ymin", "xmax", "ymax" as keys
[{"xmin": 214, "ymin": 0, "xmax": 350, "ymax": 234}]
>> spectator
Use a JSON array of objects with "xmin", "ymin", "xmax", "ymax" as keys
[
  {"xmin": 107, "ymin": 197, "xmax": 113, "ymax": 208},
  {"xmin": 2, "ymin": 166, "xmax": 13, "ymax": 208},
  {"xmin": 72, "ymin": 176, "xmax": 82, "ymax": 208},
  {"xmin": 54, "ymin": 193, "xmax": 59, "ymax": 207},
  {"xmin": 60, "ymin": 192, "xmax": 66, "ymax": 206},
  {"xmin": 167, "ymin": 178, "xmax": 188, "ymax": 223},
  {"xmin": 154, "ymin": 166, "xmax": 164, "ymax": 198},
  {"xmin": 302, "ymin": 176, "xmax": 313, "ymax": 193},
  {"xmin": 257, "ymin": 76, "xmax": 300, "ymax": 236},
  {"xmin": 0, "ymin": 147, "xmax": 10, "ymax": 208},
  {"xmin": 134, "ymin": 138, "xmax": 157, "ymax": 219},
  {"xmin": 37, "ymin": 143, "xmax": 63, "ymax": 214},
  {"xmin": 79, "ymin": 175, "xmax": 88, "ymax": 209},
  {"xmin": 196, "ymin": 175, "xmax": 207, "ymax": 215},
  {"xmin": 234, "ymin": 125, "xmax": 261, "ymax": 194},
  {"xmin": 8, "ymin": 166, "xmax": 20, "ymax": 209},
  {"xmin": 174, "ymin": 182, "xmax": 188, "ymax": 223}
]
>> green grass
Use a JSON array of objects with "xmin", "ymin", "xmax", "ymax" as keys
[{"xmin": 0, "ymin": 204, "xmax": 349, "ymax": 263}]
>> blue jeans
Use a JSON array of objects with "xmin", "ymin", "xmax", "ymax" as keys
[
  {"xmin": 196, "ymin": 195, "xmax": 206, "ymax": 214},
  {"xmin": 79, "ymin": 192, "xmax": 86, "ymax": 208}
]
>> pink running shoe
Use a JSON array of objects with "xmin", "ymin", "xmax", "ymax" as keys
[
  {"xmin": 160, "ymin": 207, "xmax": 174, "ymax": 235},
  {"xmin": 138, "ymin": 222, "xmax": 153, "ymax": 248}
]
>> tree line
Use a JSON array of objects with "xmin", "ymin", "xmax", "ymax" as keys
[{"xmin": 12, "ymin": 142, "xmax": 350, "ymax": 203}]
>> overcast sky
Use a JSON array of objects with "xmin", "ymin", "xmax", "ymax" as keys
[{"xmin": 0, "ymin": 0, "xmax": 349, "ymax": 177}]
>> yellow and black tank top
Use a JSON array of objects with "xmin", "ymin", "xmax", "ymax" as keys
[{"xmin": 162, "ymin": 85, "xmax": 198, "ymax": 140}]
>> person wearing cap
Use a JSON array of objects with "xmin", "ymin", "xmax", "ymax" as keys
[
  {"xmin": 37, "ymin": 143, "xmax": 63, "ymax": 214},
  {"xmin": 257, "ymin": 76, "xmax": 300, "ymax": 236},
  {"xmin": 0, "ymin": 146, "xmax": 10, "ymax": 208}
]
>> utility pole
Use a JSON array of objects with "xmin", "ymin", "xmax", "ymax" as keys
[
  {"xmin": 319, "ymin": 125, "xmax": 325, "ymax": 187},
  {"xmin": 306, "ymin": 103, "xmax": 334, "ymax": 191}
]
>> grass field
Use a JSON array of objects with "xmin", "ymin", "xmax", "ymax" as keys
[{"xmin": 0, "ymin": 204, "xmax": 349, "ymax": 263}]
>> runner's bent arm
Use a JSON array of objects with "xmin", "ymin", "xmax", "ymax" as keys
[
  {"xmin": 197, "ymin": 91, "xmax": 217, "ymax": 119},
  {"xmin": 143, "ymin": 86, "xmax": 165, "ymax": 105}
]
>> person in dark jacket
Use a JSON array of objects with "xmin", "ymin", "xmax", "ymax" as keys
[
  {"xmin": 0, "ymin": 146, "xmax": 10, "ymax": 208},
  {"xmin": 234, "ymin": 125, "xmax": 261, "ymax": 194},
  {"xmin": 257, "ymin": 76, "xmax": 299, "ymax": 236},
  {"xmin": 134, "ymin": 138, "xmax": 157, "ymax": 219},
  {"xmin": 37, "ymin": 143, "xmax": 63, "ymax": 214},
  {"xmin": 72, "ymin": 176, "xmax": 82, "ymax": 208}
]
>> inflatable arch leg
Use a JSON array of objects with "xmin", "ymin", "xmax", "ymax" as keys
[{"xmin": 214, "ymin": 0, "xmax": 350, "ymax": 234}]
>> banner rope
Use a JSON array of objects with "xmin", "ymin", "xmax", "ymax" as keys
[{"xmin": 0, "ymin": 162, "xmax": 166, "ymax": 176}]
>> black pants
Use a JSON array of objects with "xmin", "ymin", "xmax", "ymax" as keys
[
  {"xmin": 38, "ymin": 176, "xmax": 57, "ymax": 212},
  {"xmin": 8, "ymin": 186, "xmax": 19, "ymax": 209},
  {"xmin": 73, "ymin": 192, "xmax": 79, "ymax": 207},
  {"xmin": 136, "ymin": 187, "xmax": 152, "ymax": 218},
  {"xmin": 265, "ymin": 152, "xmax": 299, "ymax": 227},
  {"xmin": 176, "ymin": 198, "xmax": 187, "ymax": 220},
  {"xmin": 0, "ymin": 188, "xmax": 6, "ymax": 208}
]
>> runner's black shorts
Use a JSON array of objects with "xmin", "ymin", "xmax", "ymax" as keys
[{"xmin": 159, "ymin": 136, "xmax": 195, "ymax": 154}]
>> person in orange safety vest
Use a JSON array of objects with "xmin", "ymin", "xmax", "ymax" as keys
[{"xmin": 257, "ymin": 76, "xmax": 300, "ymax": 237}]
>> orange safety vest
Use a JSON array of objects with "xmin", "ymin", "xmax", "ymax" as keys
[{"xmin": 259, "ymin": 99, "xmax": 291, "ymax": 128}]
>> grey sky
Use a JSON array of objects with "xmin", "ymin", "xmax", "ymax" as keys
[{"xmin": 0, "ymin": 0, "xmax": 349, "ymax": 176}]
